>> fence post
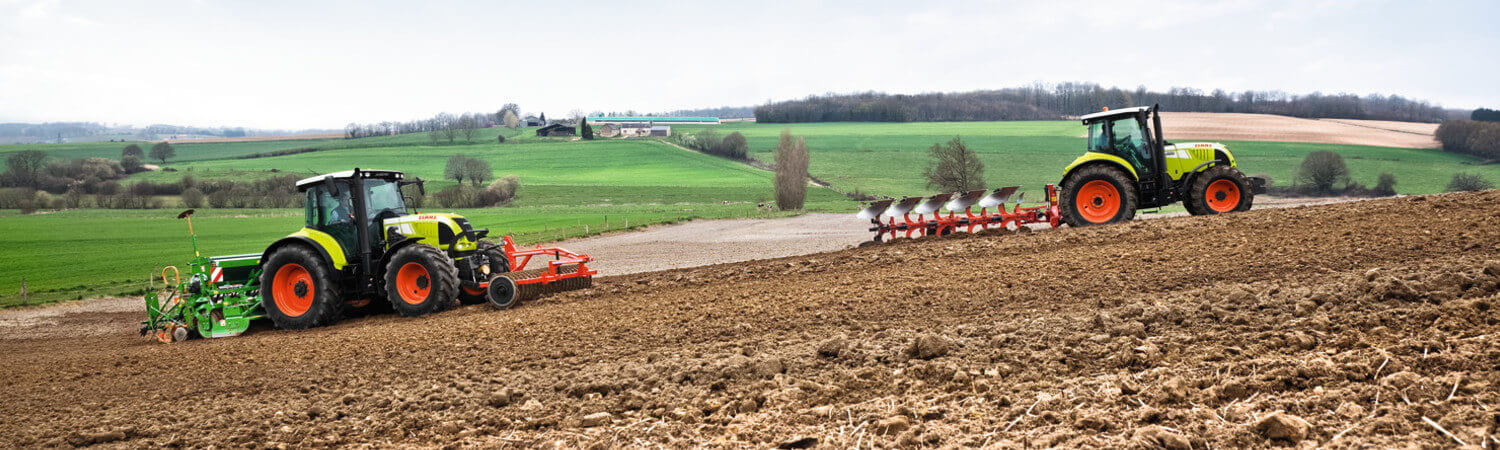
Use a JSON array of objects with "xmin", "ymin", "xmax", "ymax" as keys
[{"xmin": 19, "ymin": 276, "xmax": 28, "ymax": 305}]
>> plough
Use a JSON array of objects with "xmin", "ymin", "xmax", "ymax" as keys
[{"xmin": 856, "ymin": 185, "xmax": 1061, "ymax": 241}]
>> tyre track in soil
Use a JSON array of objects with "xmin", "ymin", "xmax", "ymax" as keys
[{"xmin": 1, "ymin": 192, "xmax": 1498, "ymax": 447}]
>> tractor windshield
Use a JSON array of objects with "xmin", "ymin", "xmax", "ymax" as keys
[{"xmin": 364, "ymin": 178, "xmax": 407, "ymax": 219}]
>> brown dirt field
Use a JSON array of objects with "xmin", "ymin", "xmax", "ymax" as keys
[
  {"xmin": 3, "ymin": 192, "xmax": 1499, "ymax": 448},
  {"xmin": 1158, "ymin": 113, "xmax": 1439, "ymax": 149},
  {"xmin": 163, "ymin": 133, "xmax": 343, "ymax": 144}
]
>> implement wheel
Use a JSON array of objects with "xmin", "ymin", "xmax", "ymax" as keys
[
  {"xmin": 260, "ymin": 245, "xmax": 344, "ymax": 330},
  {"xmin": 460, "ymin": 240, "xmax": 509, "ymax": 305},
  {"xmin": 1060, "ymin": 165, "xmax": 1138, "ymax": 227},
  {"xmin": 1187, "ymin": 165, "xmax": 1254, "ymax": 215},
  {"xmin": 384, "ymin": 244, "xmax": 459, "ymax": 317}
]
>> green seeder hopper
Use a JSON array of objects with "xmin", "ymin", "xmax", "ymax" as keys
[{"xmin": 143, "ymin": 168, "xmax": 598, "ymax": 343}]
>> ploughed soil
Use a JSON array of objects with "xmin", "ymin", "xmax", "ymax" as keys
[
  {"xmin": 1158, "ymin": 113, "xmax": 1439, "ymax": 149},
  {"xmin": 2, "ymin": 192, "xmax": 1498, "ymax": 448}
]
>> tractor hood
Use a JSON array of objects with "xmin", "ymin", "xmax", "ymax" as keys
[{"xmin": 381, "ymin": 213, "xmax": 486, "ymax": 252}]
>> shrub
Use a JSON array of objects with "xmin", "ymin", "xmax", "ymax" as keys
[
  {"xmin": 433, "ymin": 185, "xmax": 479, "ymax": 208},
  {"xmin": 715, "ymin": 132, "xmax": 749, "ymax": 159},
  {"xmin": 120, "ymin": 156, "xmax": 145, "ymax": 173},
  {"xmin": 1447, "ymin": 173, "xmax": 1494, "ymax": 192},
  {"xmin": 692, "ymin": 129, "xmax": 722, "ymax": 153},
  {"xmin": 923, "ymin": 136, "xmax": 986, "ymax": 192},
  {"xmin": 1294, "ymin": 150, "xmax": 1349, "ymax": 194},
  {"xmin": 207, "ymin": 189, "xmax": 232, "ymax": 208},
  {"xmin": 774, "ymin": 129, "xmax": 809, "ymax": 210},
  {"xmin": 1373, "ymin": 172, "xmax": 1397, "ymax": 196},
  {"xmin": 181, "ymin": 188, "xmax": 206, "ymax": 208},
  {"xmin": 121, "ymin": 144, "xmax": 144, "ymax": 159},
  {"xmin": 496, "ymin": 134, "xmax": 506, "ymax": 144},
  {"xmin": 486, "ymin": 174, "xmax": 520, "ymax": 205},
  {"xmin": 61, "ymin": 187, "xmax": 87, "ymax": 208},
  {"xmin": 0, "ymin": 188, "xmax": 36, "ymax": 209}
]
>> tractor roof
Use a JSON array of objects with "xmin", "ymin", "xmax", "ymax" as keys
[
  {"xmin": 295, "ymin": 169, "xmax": 405, "ymax": 189},
  {"xmin": 1079, "ymin": 106, "xmax": 1153, "ymax": 123}
]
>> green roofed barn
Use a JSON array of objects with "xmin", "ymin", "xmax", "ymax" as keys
[{"xmin": 588, "ymin": 116, "xmax": 720, "ymax": 125}]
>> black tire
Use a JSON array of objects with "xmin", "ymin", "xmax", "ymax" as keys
[
  {"xmin": 1060, "ymin": 164, "xmax": 1138, "ymax": 227},
  {"xmin": 1186, "ymin": 165, "xmax": 1254, "ymax": 215},
  {"xmin": 383, "ymin": 244, "xmax": 460, "ymax": 317},
  {"xmin": 459, "ymin": 240, "xmax": 509, "ymax": 304},
  {"xmin": 487, "ymin": 275, "xmax": 520, "ymax": 310},
  {"xmin": 260, "ymin": 245, "xmax": 344, "ymax": 330}
]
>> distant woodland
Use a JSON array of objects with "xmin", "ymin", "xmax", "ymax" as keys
[{"xmin": 753, "ymin": 83, "xmax": 1453, "ymax": 123}]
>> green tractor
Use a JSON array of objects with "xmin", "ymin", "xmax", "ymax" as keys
[
  {"xmin": 1058, "ymin": 104, "xmax": 1266, "ymax": 226},
  {"xmin": 143, "ymin": 168, "xmax": 596, "ymax": 342}
]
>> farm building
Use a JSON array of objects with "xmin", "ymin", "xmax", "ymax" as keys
[
  {"xmin": 523, "ymin": 116, "xmax": 544, "ymax": 127},
  {"xmin": 650, "ymin": 126, "xmax": 670, "ymax": 137},
  {"xmin": 536, "ymin": 124, "xmax": 576, "ymax": 137},
  {"xmin": 596, "ymin": 124, "xmax": 620, "ymax": 138},
  {"xmin": 587, "ymin": 116, "xmax": 719, "ymax": 125}
]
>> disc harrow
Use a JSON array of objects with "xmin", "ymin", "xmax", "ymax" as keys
[
  {"xmin": 484, "ymin": 236, "xmax": 597, "ymax": 309},
  {"xmin": 857, "ymin": 184, "xmax": 1062, "ymax": 241}
]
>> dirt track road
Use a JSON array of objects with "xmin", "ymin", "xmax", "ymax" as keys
[{"xmin": 3, "ymin": 192, "xmax": 1498, "ymax": 448}]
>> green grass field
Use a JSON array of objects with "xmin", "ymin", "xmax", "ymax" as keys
[
  {"xmin": 675, "ymin": 122, "xmax": 1500, "ymax": 197},
  {"xmin": 2, "ymin": 120, "xmax": 1496, "ymax": 307}
]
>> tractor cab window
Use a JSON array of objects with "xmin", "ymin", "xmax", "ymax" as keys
[
  {"xmin": 364, "ymin": 178, "xmax": 407, "ymax": 221},
  {"xmin": 1087, "ymin": 116, "xmax": 1154, "ymax": 176},
  {"xmin": 311, "ymin": 182, "xmax": 353, "ymax": 227}
]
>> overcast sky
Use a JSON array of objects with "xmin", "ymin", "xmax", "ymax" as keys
[{"xmin": 1, "ymin": 0, "xmax": 1496, "ymax": 130}]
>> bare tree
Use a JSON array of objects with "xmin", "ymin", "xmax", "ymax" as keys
[
  {"xmin": 458, "ymin": 113, "xmax": 478, "ymax": 142},
  {"xmin": 501, "ymin": 110, "xmax": 520, "ymax": 129},
  {"xmin": 774, "ymin": 129, "xmax": 810, "ymax": 210},
  {"xmin": 4, "ymin": 150, "xmax": 48, "ymax": 188},
  {"xmin": 923, "ymin": 136, "xmax": 986, "ymax": 192},
  {"xmin": 435, "ymin": 113, "xmax": 458, "ymax": 143},
  {"xmin": 464, "ymin": 158, "xmax": 492, "ymax": 187},
  {"xmin": 444, "ymin": 154, "xmax": 469, "ymax": 185}
]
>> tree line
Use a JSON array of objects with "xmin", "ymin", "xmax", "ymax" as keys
[
  {"xmin": 753, "ymin": 83, "xmax": 1452, "ymax": 123},
  {"xmin": 343, "ymin": 104, "xmax": 522, "ymax": 140},
  {"xmin": 1436, "ymin": 118, "xmax": 1500, "ymax": 161}
]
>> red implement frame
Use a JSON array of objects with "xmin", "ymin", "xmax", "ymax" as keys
[
  {"xmin": 499, "ymin": 235, "xmax": 598, "ymax": 285},
  {"xmin": 870, "ymin": 184, "xmax": 1062, "ymax": 241}
]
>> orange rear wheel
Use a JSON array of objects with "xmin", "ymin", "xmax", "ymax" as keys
[
  {"xmin": 1075, "ymin": 180, "xmax": 1121, "ymax": 223},
  {"xmin": 1204, "ymin": 179, "xmax": 1242, "ymax": 213},
  {"xmin": 271, "ymin": 263, "xmax": 314, "ymax": 317},
  {"xmin": 394, "ymin": 262, "xmax": 432, "ymax": 305}
]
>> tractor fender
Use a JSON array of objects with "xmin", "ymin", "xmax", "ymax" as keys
[
  {"xmin": 377, "ymin": 237, "xmax": 425, "ymax": 274},
  {"xmin": 1061, "ymin": 154, "xmax": 1139, "ymax": 186},
  {"xmin": 260, "ymin": 235, "xmax": 342, "ymax": 275},
  {"xmin": 1178, "ymin": 158, "xmax": 1229, "ymax": 200}
]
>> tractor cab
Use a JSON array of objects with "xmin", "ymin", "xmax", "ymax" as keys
[
  {"xmin": 1086, "ymin": 105, "xmax": 1164, "ymax": 180},
  {"xmin": 295, "ymin": 169, "xmax": 420, "ymax": 262}
]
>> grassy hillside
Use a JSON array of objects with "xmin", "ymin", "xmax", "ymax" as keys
[{"xmin": 674, "ymin": 122, "xmax": 1500, "ymax": 197}]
